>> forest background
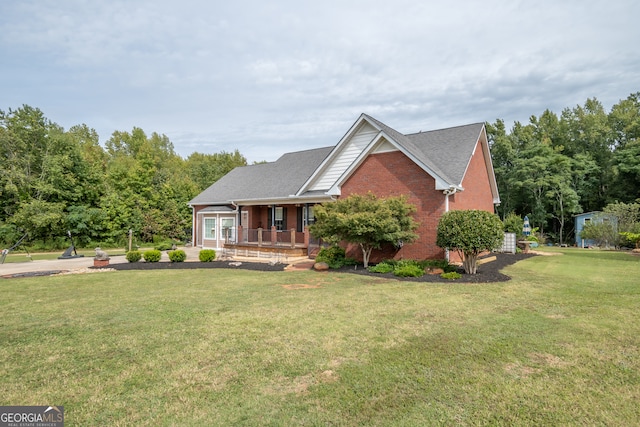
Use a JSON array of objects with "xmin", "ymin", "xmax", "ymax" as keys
[{"xmin": 1, "ymin": 92, "xmax": 639, "ymax": 249}]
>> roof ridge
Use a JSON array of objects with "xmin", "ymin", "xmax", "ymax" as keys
[
  {"xmin": 362, "ymin": 114, "xmax": 456, "ymax": 185},
  {"xmin": 405, "ymin": 122, "xmax": 484, "ymax": 136}
]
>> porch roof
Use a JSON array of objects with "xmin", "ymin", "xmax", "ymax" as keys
[{"xmin": 197, "ymin": 206, "xmax": 236, "ymax": 213}]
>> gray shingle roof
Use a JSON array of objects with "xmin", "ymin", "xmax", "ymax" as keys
[
  {"xmin": 189, "ymin": 115, "xmax": 486, "ymax": 205},
  {"xmin": 362, "ymin": 114, "xmax": 483, "ymax": 186},
  {"xmin": 189, "ymin": 146, "xmax": 333, "ymax": 205},
  {"xmin": 404, "ymin": 123, "xmax": 485, "ymax": 186}
]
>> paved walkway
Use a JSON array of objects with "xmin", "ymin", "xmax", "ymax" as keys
[{"xmin": 0, "ymin": 247, "xmax": 315, "ymax": 277}]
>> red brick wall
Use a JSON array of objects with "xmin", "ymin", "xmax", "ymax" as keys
[
  {"xmin": 449, "ymin": 141, "xmax": 495, "ymax": 212},
  {"xmin": 340, "ymin": 150, "xmax": 447, "ymax": 262}
]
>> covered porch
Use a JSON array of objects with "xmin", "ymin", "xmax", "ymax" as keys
[
  {"xmin": 193, "ymin": 202, "xmax": 323, "ymax": 258},
  {"xmin": 223, "ymin": 226, "xmax": 320, "ymax": 258}
]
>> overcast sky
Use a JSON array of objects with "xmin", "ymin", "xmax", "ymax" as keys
[{"xmin": 2, "ymin": 0, "xmax": 639, "ymax": 163}]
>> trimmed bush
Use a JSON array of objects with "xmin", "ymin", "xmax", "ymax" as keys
[
  {"xmin": 436, "ymin": 210, "xmax": 504, "ymax": 274},
  {"xmin": 143, "ymin": 249, "xmax": 162, "ymax": 263},
  {"xmin": 368, "ymin": 261, "xmax": 395, "ymax": 274},
  {"xmin": 168, "ymin": 249, "xmax": 186, "ymax": 262},
  {"xmin": 315, "ymin": 246, "xmax": 356, "ymax": 269},
  {"xmin": 393, "ymin": 262, "xmax": 425, "ymax": 278},
  {"xmin": 441, "ymin": 271, "xmax": 462, "ymax": 280},
  {"xmin": 199, "ymin": 249, "xmax": 216, "ymax": 262},
  {"xmin": 125, "ymin": 250, "xmax": 142, "ymax": 263},
  {"xmin": 368, "ymin": 259, "xmax": 454, "ymax": 276}
]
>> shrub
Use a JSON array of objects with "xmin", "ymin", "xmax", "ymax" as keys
[
  {"xmin": 503, "ymin": 212, "xmax": 524, "ymax": 240},
  {"xmin": 199, "ymin": 249, "xmax": 216, "ymax": 262},
  {"xmin": 436, "ymin": 210, "xmax": 504, "ymax": 274},
  {"xmin": 394, "ymin": 263, "xmax": 425, "ymax": 278},
  {"xmin": 419, "ymin": 259, "xmax": 457, "ymax": 273},
  {"xmin": 143, "ymin": 249, "xmax": 162, "ymax": 262},
  {"xmin": 316, "ymin": 246, "xmax": 356, "ymax": 269},
  {"xmin": 441, "ymin": 271, "xmax": 462, "ymax": 280},
  {"xmin": 368, "ymin": 261, "xmax": 395, "ymax": 274},
  {"xmin": 168, "ymin": 249, "xmax": 186, "ymax": 262},
  {"xmin": 125, "ymin": 250, "xmax": 142, "ymax": 263},
  {"xmin": 368, "ymin": 258, "xmax": 455, "ymax": 276}
]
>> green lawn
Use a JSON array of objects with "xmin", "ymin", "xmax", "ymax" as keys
[{"xmin": 1, "ymin": 249, "xmax": 639, "ymax": 426}]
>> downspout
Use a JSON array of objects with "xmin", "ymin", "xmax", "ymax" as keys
[{"xmin": 442, "ymin": 187, "xmax": 459, "ymax": 261}]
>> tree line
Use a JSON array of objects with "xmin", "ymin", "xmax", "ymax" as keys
[
  {"xmin": 2, "ymin": 92, "xmax": 639, "ymax": 250},
  {"xmin": 0, "ymin": 105, "xmax": 247, "ymax": 249},
  {"xmin": 488, "ymin": 92, "xmax": 640, "ymax": 245}
]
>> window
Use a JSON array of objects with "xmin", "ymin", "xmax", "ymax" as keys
[
  {"xmin": 307, "ymin": 205, "xmax": 315, "ymax": 224},
  {"xmin": 221, "ymin": 218, "xmax": 235, "ymax": 240},
  {"xmin": 268, "ymin": 206, "xmax": 287, "ymax": 231},
  {"xmin": 204, "ymin": 218, "xmax": 216, "ymax": 239},
  {"xmin": 275, "ymin": 207, "xmax": 286, "ymax": 230}
]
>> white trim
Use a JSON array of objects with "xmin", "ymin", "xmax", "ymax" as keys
[
  {"xmin": 204, "ymin": 217, "xmax": 217, "ymax": 240},
  {"xmin": 296, "ymin": 114, "xmax": 370, "ymax": 196},
  {"xmin": 198, "ymin": 212, "xmax": 237, "ymax": 250}
]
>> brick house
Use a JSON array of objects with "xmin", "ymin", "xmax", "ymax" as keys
[{"xmin": 188, "ymin": 114, "xmax": 500, "ymax": 261}]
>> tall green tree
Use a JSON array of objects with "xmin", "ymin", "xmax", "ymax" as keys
[
  {"xmin": 186, "ymin": 150, "xmax": 247, "ymax": 191},
  {"xmin": 609, "ymin": 92, "xmax": 640, "ymax": 149},
  {"xmin": 560, "ymin": 98, "xmax": 612, "ymax": 209},
  {"xmin": 0, "ymin": 106, "xmax": 101, "ymax": 245}
]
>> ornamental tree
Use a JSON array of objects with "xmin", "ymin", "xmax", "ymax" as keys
[
  {"xmin": 309, "ymin": 193, "xmax": 419, "ymax": 268},
  {"xmin": 436, "ymin": 210, "xmax": 504, "ymax": 275}
]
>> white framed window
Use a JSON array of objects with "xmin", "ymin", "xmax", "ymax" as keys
[
  {"xmin": 221, "ymin": 217, "xmax": 235, "ymax": 240},
  {"xmin": 274, "ymin": 207, "xmax": 284, "ymax": 230},
  {"xmin": 204, "ymin": 217, "xmax": 216, "ymax": 239},
  {"xmin": 307, "ymin": 205, "xmax": 315, "ymax": 224}
]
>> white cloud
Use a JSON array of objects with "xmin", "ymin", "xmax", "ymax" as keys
[{"xmin": 1, "ymin": 0, "xmax": 639, "ymax": 163}]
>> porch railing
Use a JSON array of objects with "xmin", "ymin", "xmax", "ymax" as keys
[{"xmin": 233, "ymin": 226, "xmax": 309, "ymax": 248}]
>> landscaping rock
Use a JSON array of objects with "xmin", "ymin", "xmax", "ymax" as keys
[
  {"xmin": 313, "ymin": 262, "xmax": 329, "ymax": 271},
  {"xmin": 425, "ymin": 267, "xmax": 444, "ymax": 275}
]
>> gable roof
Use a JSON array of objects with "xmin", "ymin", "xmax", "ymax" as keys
[
  {"xmin": 366, "ymin": 114, "xmax": 485, "ymax": 188},
  {"xmin": 299, "ymin": 114, "xmax": 490, "ymax": 196},
  {"xmin": 189, "ymin": 114, "xmax": 500, "ymax": 206},
  {"xmin": 189, "ymin": 146, "xmax": 333, "ymax": 205}
]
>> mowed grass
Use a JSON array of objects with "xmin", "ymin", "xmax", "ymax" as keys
[{"xmin": 1, "ymin": 249, "xmax": 639, "ymax": 426}]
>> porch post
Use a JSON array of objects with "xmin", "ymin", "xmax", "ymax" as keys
[
  {"xmin": 258, "ymin": 228, "xmax": 263, "ymax": 247},
  {"xmin": 237, "ymin": 225, "xmax": 243, "ymax": 245},
  {"xmin": 271, "ymin": 225, "xmax": 277, "ymax": 245},
  {"xmin": 304, "ymin": 226, "xmax": 310, "ymax": 247},
  {"xmin": 290, "ymin": 228, "xmax": 296, "ymax": 248}
]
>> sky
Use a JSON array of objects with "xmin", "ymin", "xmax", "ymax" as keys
[{"xmin": 2, "ymin": 0, "xmax": 639, "ymax": 163}]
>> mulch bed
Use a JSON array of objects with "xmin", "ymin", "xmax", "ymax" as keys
[
  {"xmin": 334, "ymin": 253, "xmax": 537, "ymax": 283},
  {"xmin": 105, "ymin": 252, "xmax": 536, "ymax": 283}
]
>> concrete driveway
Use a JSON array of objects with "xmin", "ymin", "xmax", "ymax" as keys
[{"xmin": 0, "ymin": 253, "xmax": 128, "ymax": 277}]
